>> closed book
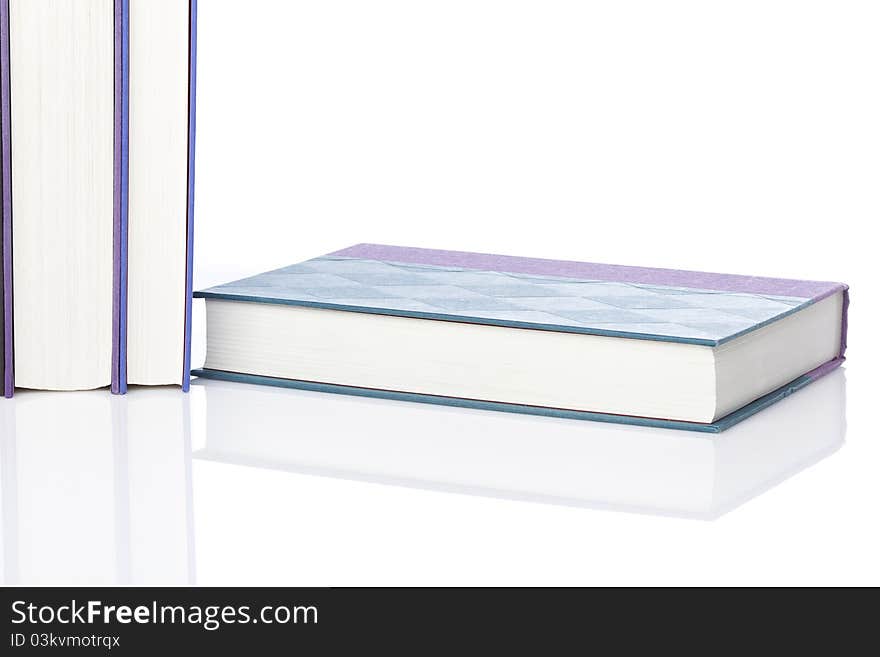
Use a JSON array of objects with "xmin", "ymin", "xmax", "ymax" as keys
[{"xmin": 194, "ymin": 244, "xmax": 849, "ymax": 432}]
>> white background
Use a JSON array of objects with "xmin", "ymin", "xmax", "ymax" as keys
[{"xmin": 4, "ymin": 0, "xmax": 879, "ymax": 586}]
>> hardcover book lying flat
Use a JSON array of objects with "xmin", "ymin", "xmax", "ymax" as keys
[
  {"xmin": 194, "ymin": 244, "xmax": 849, "ymax": 432},
  {"xmin": 0, "ymin": 0, "xmax": 197, "ymax": 397}
]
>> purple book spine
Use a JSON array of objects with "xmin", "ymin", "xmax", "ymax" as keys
[
  {"xmin": 111, "ymin": 0, "xmax": 130, "ymax": 395},
  {"xmin": 181, "ymin": 0, "xmax": 196, "ymax": 392},
  {"xmin": 1, "ymin": 0, "xmax": 12, "ymax": 398}
]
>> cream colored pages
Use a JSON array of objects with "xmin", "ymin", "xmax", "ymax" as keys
[
  {"xmin": 10, "ymin": 0, "xmax": 114, "ymax": 390},
  {"xmin": 126, "ymin": 0, "xmax": 190, "ymax": 385}
]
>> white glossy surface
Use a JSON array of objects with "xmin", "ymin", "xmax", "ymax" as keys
[
  {"xmin": 1, "ymin": 390, "xmax": 193, "ymax": 585},
  {"xmin": 1, "ymin": 368, "xmax": 875, "ymax": 586}
]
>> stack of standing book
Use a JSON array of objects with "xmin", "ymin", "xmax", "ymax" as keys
[{"xmin": 1, "ymin": 0, "xmax": 196, "ymax": 397}]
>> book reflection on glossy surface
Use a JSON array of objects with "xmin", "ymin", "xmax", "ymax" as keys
[
  {"xmin": 193, "ymin": 368, "xmax": 846, "ymax": 520},
  {"xmin": 0, "ymin": 389, "xmax": 194, "ymax": 584}
]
